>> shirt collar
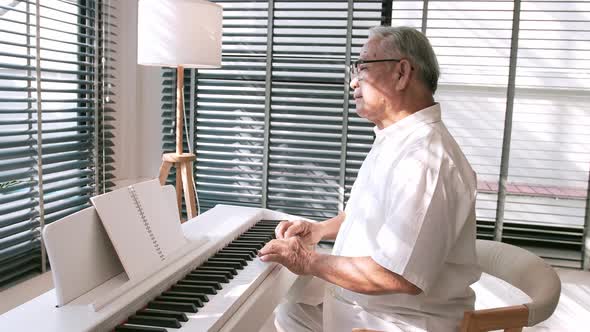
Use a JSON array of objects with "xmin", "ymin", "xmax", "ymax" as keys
[{"xmin": 373, "ymin": 103, "xmax": 442, "ymax": 143}]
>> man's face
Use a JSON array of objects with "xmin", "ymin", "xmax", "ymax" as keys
[{"xmin": 350, "ymin": 37, "xmax": 396, "ymax": 123}]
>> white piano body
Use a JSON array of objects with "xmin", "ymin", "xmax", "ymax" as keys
[{"xmin": 0, "ymin": 187, "xmax": 306, "ymax": 332}]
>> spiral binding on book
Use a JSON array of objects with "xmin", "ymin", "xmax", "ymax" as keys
[{"xmin": 128, "ymin": 186, "xmax": 165, "ymax": 261}]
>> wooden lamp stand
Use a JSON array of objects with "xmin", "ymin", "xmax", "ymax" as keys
[{"xmin": 157, "ymin": 66, "xmax": 198, "ymax": 220}]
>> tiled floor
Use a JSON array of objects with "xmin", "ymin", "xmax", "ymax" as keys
[{"xmin": 503, "ymin": 268, "xmax": 590, "ymax": 331}]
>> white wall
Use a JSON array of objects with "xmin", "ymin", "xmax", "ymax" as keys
[{"xmin": 113, "ymin": 0, "xmax": 163, "ymax": 186}]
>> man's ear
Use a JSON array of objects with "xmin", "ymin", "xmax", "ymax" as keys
[{"xmin": 395, "ymin": 59, "xmax": 413, "ymax": 91}]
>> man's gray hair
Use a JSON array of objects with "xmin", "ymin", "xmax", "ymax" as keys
[{"xmin": 368, "ymin": 26, "xmax": 440, "ymax": 93}]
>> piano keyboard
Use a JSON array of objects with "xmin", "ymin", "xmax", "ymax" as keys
[{"xmin": 114, "ymin": 219, "xmax": 281, "ymax": 332}]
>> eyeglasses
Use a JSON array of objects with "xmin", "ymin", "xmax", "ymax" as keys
[{"xmin": 349, "ymin": 58, "xmax": 402, "ymax": 79}]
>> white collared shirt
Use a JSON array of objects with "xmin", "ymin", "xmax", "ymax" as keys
[{"xmin": 330, "ymin": 103, "xmax": 482, "ymax": 331}]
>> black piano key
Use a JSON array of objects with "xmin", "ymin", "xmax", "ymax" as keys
[
  {"xmin": 250, "ymin": 224, "xmax": 276, "ymax": 228},
  {"xmin": 232, "ymin": 239, "xmax": 267, "ymax": 246},
  {"xmin": 232, "ymin": 239, "xmax": 266, "ymax": 245},
  {"xmin": 240, "ymin": 234, "xmax": 272, "ymax": 240},
  {"xmin": 207, "ymin": 257, "xmax": 247, "ymax": 267},
  {"xmin": 136, "ymin": 308, "xmax": 188, "ymax": 322},
  {"xmin": 246, "ymin": 230, "xmax": 275, "ymax": 236},
  {"xmin": 171, "ymin": 284, "xmax": 217, "ymax": 295},
  {"xmin": 211, "ymin": 252, "xmax": 251, "ymax": 260},
  {"xmin": 220, "ymin": 246, "xmax": 257, "ymax": 254},
  {"xmin": 162, "ymin": 291, "xmax": 209, "ymax": 302},
  {"xmin": 250, "ymin": 222, "xmax": 279, "ymax": 228},
  {"xmin": 127, "ymin": 315, "xmax": 181, "ymax": 328},
  {"xmin": 184, "ymin": 272, "xmax": 229, "ymax": 283},
  {"xmin": 177, "ymin": 279, "xmax": 222, "ymax": 290},
  {"xmin": 115, "ymin": 324, "xmax": 167, "ymax": 332},
  {"xmin": 192, "ymin": 267, "xmax": 235, "ymax": 279},
  {"xmin": 245, "ymin": 228, "xmax": 276, "ymax": 234},
  {"xmin": 212, "ymin": 252, "xmax": 253, "ymax": 261},
  {"xmin": 231, "ymin": 238, "xmax": 264, "ymax": 244},
  {"xmin": 237, "ymin": 234, "xmax": 272, "ymax": 241},
  {"xmin": 233, "ymin": 240, "xmax": 267, "ymax": 246},
  {"xmin": 254, "ymin": 220, "xmax": 280, "ymax": 226},
  {"xmin": 217, "ymin": 247, "xmax": 258, "ymax": 254},
  {"xmin": 243, "ymin": 229, "xmax": 275, "ymax": 236},
  {"xmin": 219, "ymin": 247, "xmax": 258, "ymax": 258},
  {"xmin": 202, "ymin": 260, "xmax": 243, "ymax": 270},
  {"xmin": 147, "ymin": 300, "xmax": 198, "ymax": 313},
  {"xmin": 156, "ymin": 295, "xmax": 203, "ymax": 307},
  {"xmin": 226, "ymin": 243, "xmax": 260, "ymax": 251},
  {"xmin": 247, "ymin": 227, "xmax": 276, "ymax": 233},
  {"xmin": 224, "ymin": 247, "xmax": 259, "ymax": 255},
  {"xmin": 236, "ymin": 238, "xmax": 270, "ymax": 245},
  {"xmin": 215, "ymin": 249, "xmax": 257, "ymax": 256},
  {"xmin": 250, "ymin": 224, "xmax": 278, "ymax": 229},
  {"xmin": 252, "ymin": 226, "xmax": 277, "ymax": 230},
  {"xmin": 257, "ymin": 220, "xmax": 282, "ymax": 225},
  {"xmin": 194, "ymin": 265, "xmax": 237, "ymax": 275}
]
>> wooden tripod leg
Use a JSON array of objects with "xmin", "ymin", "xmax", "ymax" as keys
[
  {"xmin": 159, "ymin": 159, "xmax": 183, "ymax": 220},
  {"xmin": 158, "ymin": 160, "xmax": 173, "ymax": 185},
  {"xmin": 175, "ymin": 163, "xmax": 183, "ymax": 218},
  {"xmin": 180, "ymin": 160, "xmax": 197, "ymax": 219},
  {"xmin": 160, "ymin": 152, "xmax": 198, "ymax": 222}
]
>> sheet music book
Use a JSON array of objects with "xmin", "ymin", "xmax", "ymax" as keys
[{"xmin": 90, "ymin": 179, "xmax": 187, "ymax": 280}]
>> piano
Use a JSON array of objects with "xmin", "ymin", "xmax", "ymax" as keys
[{"xmin": 0, "ymin": 185, "xmax": 307, "ymax": 331}]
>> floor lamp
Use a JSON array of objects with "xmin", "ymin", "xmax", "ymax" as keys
[{"xmin": 137, "ymin": 0, "xmax": 222, "ymax": 219}]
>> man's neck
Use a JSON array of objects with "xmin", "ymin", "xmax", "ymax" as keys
[{"xmin": 376, "ymin": 95, "xmax": 435, "ymax": 129}]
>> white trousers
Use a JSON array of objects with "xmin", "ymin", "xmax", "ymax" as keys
[
  {"xmin": 275, "ymin": 301, "xmax": 323, "ymax": 332},
  {"xmin": 275, "ymin": 291, "xmax": 422, "ymax": 332}
]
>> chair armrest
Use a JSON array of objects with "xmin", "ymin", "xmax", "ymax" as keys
[{"xmin": 460, "ymin": 304, "xmax": 528, "ymax": 332}]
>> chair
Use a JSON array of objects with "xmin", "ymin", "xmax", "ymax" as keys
[{"xmin": 460, "ymin": 240, "xmax": 561, "ymax": 332}]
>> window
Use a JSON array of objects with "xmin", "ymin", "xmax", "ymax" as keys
[
  {"xmin": 0, "ymin": 0, "xmax": 116, "ymax": 286},
  {"xmin": 162, "ymin": 0, "xmax": 590, "ymax": 269}
]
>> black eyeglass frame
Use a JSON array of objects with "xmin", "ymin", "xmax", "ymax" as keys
[
  {"xmin": 349, "ymin": 58, "xmax": 417, "ymax": 81},
  {"xmin": 349, "ymin": 58, "xmax": 402, "ymax": 77}
]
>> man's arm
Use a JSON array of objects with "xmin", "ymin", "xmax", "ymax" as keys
[
  {"xmin": 309, "ymin": 253, "xmax": 422, "ymax": 295},
  {"xmin": 315, "ymin": 211, "xmax": 345, "ymax": 241},
  {"xmin": 276, "ymin": 211, "xmax": 345, "ymax": 245},
  {"xmin": 258, "ymin": 237, "xmax": 422, "ymax": 296}
]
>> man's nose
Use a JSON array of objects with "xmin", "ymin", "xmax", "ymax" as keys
[{"xmin": 349, "ymin": 75, "xmax": 359, "ymax": 90}]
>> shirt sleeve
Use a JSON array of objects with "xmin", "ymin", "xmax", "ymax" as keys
[{"xmin": 371, "ymin": 154, "xmax": 473, "ymax": 294}]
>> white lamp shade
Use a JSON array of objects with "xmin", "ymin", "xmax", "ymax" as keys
[{"xmin": 137, "ymin": 0, "xmax": 222, "ymax": 68}]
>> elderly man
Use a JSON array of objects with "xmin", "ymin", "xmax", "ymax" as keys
[{"xmin": 259, "ymin": 26, "xmax": 481, "ymax": 332}]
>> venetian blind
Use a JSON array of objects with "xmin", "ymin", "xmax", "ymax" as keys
[{"xmin": 0, "ymin": 0, "xmax": 117, "ymax": 286}]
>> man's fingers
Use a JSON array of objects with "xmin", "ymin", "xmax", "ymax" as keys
[
  {"xmin": 258, "ymin": 242, "xmax": 275, "ymax": 256},
  {"xmin": 283, "ymin": 222, "xmax": 304, "ymax": 239},
  {"xmin": 259, "ymin": 240, "xmax": 285, "ymax": 263},
  {"xmin": 275, "ymin": 221, "xmax": 292, "ymax": 239},
  {"xmin": 259, "ymin": 239, "xmax": 284, "ymax": 256},
  {"xmin": 259, "ymin": 253, "xmax": 282, "ymax": 263}
]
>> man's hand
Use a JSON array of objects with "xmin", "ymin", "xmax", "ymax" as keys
[
  {"xmin": 258, "ymin": 237, "xmax": 315, "ymax": 275},
  {"xmin": 275, "ymin": 220, "xmax": 323, "ymax": 246}
]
